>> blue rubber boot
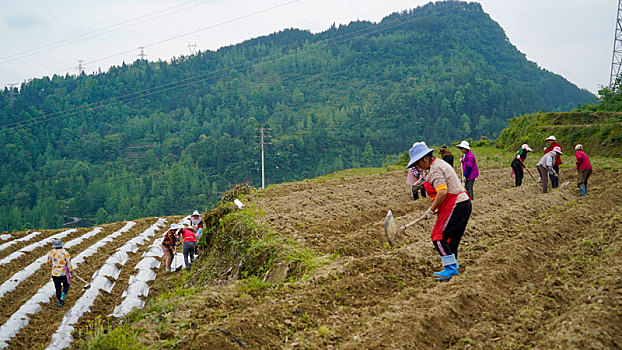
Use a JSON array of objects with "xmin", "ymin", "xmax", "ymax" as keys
[
  {"xmin": 61, "ymin": 291, "xmax": 66, "ymax": 301},
  {"xmin": 57, "ymin": 299, "xmax": 63, "ymax": 307},
  {"xmin": 579, "ymin": 185, "xmax": 587, "ymax": 197},
  {"xmin": 433, "ymin": 254, "xmax": 459, "ymax": 281}
]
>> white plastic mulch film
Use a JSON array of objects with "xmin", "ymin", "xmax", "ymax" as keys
[
  {"xmin": 0, "ymin": 234, "xmax": 12, "ymax": 241},
  {"xmin": 46, "ymin": 218, "xmax": 166, "ymax": 350},
  {"xmin": 0, "ymin": 231, "xmax": 42, "ymax": 253},
  {"xmin": 0, "ymin": 228, "xmax": 102, "ymax": 299},
  {"xmin": 112, "ymin": 216, "xmax": 189, "ymax": 318},
  {"xmin": 0, "ymin": 229, "xmax": 77, "ymax": 267},
  {"xmin": 0, "ymin": 223, "xmax": 135, "ymax": 350}
]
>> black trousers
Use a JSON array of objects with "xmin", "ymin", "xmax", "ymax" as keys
[
  {"xmin": 432, "ymin": 200, "xmax": 472, "ymax": 259},
  {"xmin": 412, "ymin": 185, "xmax": 427, "ymax": 200},
  {"xmin": 511, "ymin": 158, "xmax": 524, "ymax": 187},
  {"xmin": 550, "ymin": 165, "xmax": 559, "ymax": 188},
  {"xmin": 52, "ymin": 275, "xmax": 70, "ymax": 300}
]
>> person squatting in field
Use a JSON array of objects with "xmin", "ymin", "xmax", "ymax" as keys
[
  {"xmin": 574, "ymin": 144, "xmax": 592, "ymax": 197},
  {"xmin": 406, "ymin": 167, "xmax": 427, "ymax": 200},
  {"xmin": 457, "ymin": 140, "xmax": 479, "ymax": 199},
  {"xmin": 407, "ymin": 142, "xmax": 472, "ymax": 281},
  {"xmin": 47, "ymin": 239, "xmax": 74, "ymax": 307},
  {"xmin": 544, "ymin": 135, "xmax": 562, "ymax": 188},
  {"xmin": 536, "ymin": 146, "xmax": 562, "ymax": 193},
  {"xmin": 510, "ymin": 144, "xmax": 533, "ymax": 187}
]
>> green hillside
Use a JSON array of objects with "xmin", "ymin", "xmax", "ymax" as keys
[
  {"xmin": 496, "ymin": 84, "xmax": 622, "ymax": 157},
  {"xmin": 0, "ymin": 1, "xmax": 595, "ymax": 231}
]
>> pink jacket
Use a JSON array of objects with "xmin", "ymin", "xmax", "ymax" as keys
[{"xmin": 575, "ymin": 150, "xmax": 592, "ymax": 171}]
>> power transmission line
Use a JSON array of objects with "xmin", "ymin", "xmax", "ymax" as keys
[
  {"xmin": 0, "ymin": 2, "xmax": 466, "ymax": 132},
  {"xmin": 51, "ymin": 0, "xmax": 303, "ymax": 76},
  {"xmin": 0, "ymin": 0, "xmax": 204, "ymax": 65}
]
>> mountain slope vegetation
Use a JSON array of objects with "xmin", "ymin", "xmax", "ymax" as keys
[{"xmin": 0, "ymin": 1, "xmax": 594, "ymax": 231}]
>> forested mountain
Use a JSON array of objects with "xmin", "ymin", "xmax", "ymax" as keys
[{"xmin": 0, "ymin": 1, "xmax": 595, "ymax": 231}]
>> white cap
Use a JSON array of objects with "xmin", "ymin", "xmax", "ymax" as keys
[
  {"xmin": 521, "ymin": 144, "xmax": 532, "ymax": 152},
  {"xmin": 456, "ymin": 140, "xmax": 470, "ymax": 150},
  {"xmin": 575, "ymin": 144, "xmax": 583, "ymax": 150},
  {"xmin": 192, "ymin": 210, "xmax": 200, "ymax": 216},
  {"xmin": 545, "ymin": 135, "xmax": 556, "ymax": 141}
]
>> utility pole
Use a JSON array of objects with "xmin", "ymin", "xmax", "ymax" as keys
[
  {"xmin": 76, "ymin": 60, "xmax": 84, "ymax": 74},
  {"xmin": 255, "ymin": 127, "xmax": 272, "ymax": 189},
  {"xmin": 610, "ymin": 0, "xmax": 622, "ymax": 89}
]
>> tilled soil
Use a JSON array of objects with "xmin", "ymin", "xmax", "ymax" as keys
[
  {"xmin": 5, "ymin": 219, "xmax": 157, "ymax": 350},
  {"xmin": 1, "ymin": 167, "xmax": 620, "ymax": 349},
  {"xmin": 127, "ymin": 167, "xmax": 620, "ymax": 349}
]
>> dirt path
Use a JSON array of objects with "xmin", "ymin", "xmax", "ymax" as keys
[
  {"xmin": 125, "ymin": 167, "xmax": 621, "ymax": 349},
  {"xmin": 5, "ymin": 219, "xmax": 157, "ymax": 350}
]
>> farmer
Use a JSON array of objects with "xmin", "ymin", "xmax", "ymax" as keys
[
  {"xmin": 457, "ymin": 140, "xmax": 479, "ymax": 199},
  {"xmin": 161, "ymin": 225, "xmax": 179, "ymax": 272},
  {"xmin": 574, "ymin": 144, "xmax": 592, "ymax": 197},
  {"xmin": 407, "ymin": 142, "xmax": 472, "ymax": 281},
  {"xmin": 406, "ymin": 167, "xmax": 427, "ymax": 200},
  {"xmin": 180, "ymin": 226, "xmax": 197, "ymax": 270},
  {"xmin": 439, "ymin": 146, "xmax": 454, "ymax": 167},
  {"xmin": 544, "ymin": 136, "xmax": 562, "ymax": 188},
  {"xmin": 189, "ymin": 210, "xmax": 204, "ymax": 248},
  {"xmin": 510, "ymin": 144, "xmax": 533, "ymax": 187},
  {"xmin": 46, "ymin": 239, "xmax": 74, "ymax": 307},
  {"xmin": 536, "ymin": 146, "xmax": 562, "ymax": 193}
]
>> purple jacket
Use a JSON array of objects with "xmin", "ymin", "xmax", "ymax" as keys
[{"xmin": 461, "ymin": 150, "xmax": 479, "ymax": 180}]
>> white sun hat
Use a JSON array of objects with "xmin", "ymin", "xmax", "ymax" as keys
[{"xmin": 456, "ymin": 140, "xmax": 470, "ymax": 150}]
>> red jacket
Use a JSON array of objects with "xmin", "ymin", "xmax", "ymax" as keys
[
  {"xmin": 181, "ymin": 229, "xmax": 196, "ymax": 243},
  {"xmin": 545, "ymin": 142, "xmax": 562, "ymax": 166},
  {"xmin": 575, "ymin": 150, "xmax": 592, "ymax": 171}
]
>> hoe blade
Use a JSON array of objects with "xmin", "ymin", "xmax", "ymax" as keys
[{"xmin": 384, "ymin": 210, "xmax": 398, "ymax": 247}]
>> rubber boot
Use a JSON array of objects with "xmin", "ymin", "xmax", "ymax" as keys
[
  {"xmin": 61, "ymin": 291, "xmax": 66, "ymax": 301},
  {"xmin": 579, "ymin": 184, "xmax": 587, "ymax": 197},
  {"xmin": 433, "ymin": 254, "xmax": 459, "ymax": 281},
  {"xmin": 57, "ymin": 299, "xmax": 63, "ymax": 307}
]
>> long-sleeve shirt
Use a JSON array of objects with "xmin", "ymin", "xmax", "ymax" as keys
[
  {"xmin": 460, "ymin": 150, "xmax": 479, "ymax": 181},
  {"xmin": 544, "ymin": 142, "xmax": 562, "ymax": 166},
  {"xmin": 536, "ymin": 152, "xmax": 556, "ymax": 169},
  {"xmin": 47, "ymin": 248, "xmax": 73, "ymax": 277},
  {"xmin": 575, "ymin": 150, "xmax": 592, "ymax": 171}
]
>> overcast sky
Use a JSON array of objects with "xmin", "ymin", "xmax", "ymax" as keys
[{"xmin": 0, "ymin": 0, "xmax": 616, "ymax": 94}]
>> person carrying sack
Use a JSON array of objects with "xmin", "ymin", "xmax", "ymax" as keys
[
  {"xmin": 510, "ymin": 144, "xmax": 532, "ymax": 187},
  {"xmin": 407, "ymin": 142, "xmax": 472, "ymax": 281},
  {"xmin": 46, "ymin": 239, "xmax": 74, "ymax": 307}
]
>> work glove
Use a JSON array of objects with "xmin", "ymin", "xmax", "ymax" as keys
[
  {"xmin": 421, "ymin": 208, "xmax": 436, "ymax": 221},
  {"xmin": 516, "ymin": 154, "xmax": 521, "ymax": 160}
]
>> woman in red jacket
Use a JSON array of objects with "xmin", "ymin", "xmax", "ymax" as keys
[
  {"xmin": 180, "ymin": 227, "xmax": 197, "ymax": 270},
  {"xmin": 574, "ymin": 144, "xmax": 592, "ymax": 197}
]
